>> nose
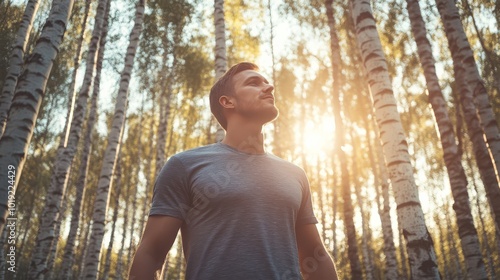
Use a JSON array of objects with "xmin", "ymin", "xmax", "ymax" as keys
[{"xmin": 264, "ymin": 83, "xmax": 274, "ymax": 94}]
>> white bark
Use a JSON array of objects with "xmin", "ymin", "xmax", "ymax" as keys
[
  {"xmin": 59, "ymin": 1, "xmax": 109, "ymax": 277},
  {"xmin": 436, "ymin": 0, "xmax": 500, "ymax": 181},
  {"xmin": 214, "ymin": 0, "xmax": 227, "ymax": 142},
  {"xmin": 28, "ymin": 0, "xmax": 109, "ymax": 278},
  {"xmin": 350, "ymin": 0, "xmax": 440, "ymax": 278},
  {"xmin": 0, "ymin": 0, "xmax": 73, "ymax": 243},
  {"xmin": 82, "ymin": 1, "xmax": 145, "ymax": 278},
  {"xmin": 0, "ymin": 0, "xmax": 40, "ymax": 137},
  {"xmin": 406, "ymin": 0, "xmax": 486, "ymax": 278}
]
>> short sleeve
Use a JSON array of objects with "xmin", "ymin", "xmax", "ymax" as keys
[
  {"xmin": 149, "ymin": 156, "xmax": 191, "ymax": 221},
  {"xmin": 296, "ymin": 171, "xmax": 318, "ymax": 226}
]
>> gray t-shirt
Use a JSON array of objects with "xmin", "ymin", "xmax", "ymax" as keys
[{"xmin": 150, "ymin": 143, "xmax": 318, "ymax": 280}]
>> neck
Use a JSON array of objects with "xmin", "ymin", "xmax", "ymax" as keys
[{"xmin": 222, "ymin": 121, "xmax": 266, "ymax": 154}]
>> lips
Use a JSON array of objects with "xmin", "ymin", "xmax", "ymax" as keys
[{"xmin": 262, "ymin": 94, "xmax": 274, "ymax": 101}]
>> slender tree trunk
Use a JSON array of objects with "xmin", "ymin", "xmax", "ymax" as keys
[
  {"xmin": 350, "ymin": 0, "xmax": 439, "ymax": 278},
  {"xmin": 436, "ymin": 0, "xmax": 500, "ymax": 178},
  {"xmin": 59, "ymin": 1, "xmax": 109, "ymax": 278},
  {"xmin": 454, "ymin": 61, "xmax": 500, "ymax": 240},
  {"xmin": 330, "ymin": 158, "xmax": 338, "ymax": 260},
  {"xmin": 102, "ymin": 159, "xmax": 123, "ymax": 279},
  {"xmin": 363, "ymin": 113, "xmax": 399, "ymax": 279},
  {"xmin": 115, "ymin": 179, "xmax": 131, "ymax": 280},
  {"xmin": 351, "ymin": 130, "xmax": 374, "ymax": 280},
  {"xmin": 28, "ymin": 0, "xmax": 109, "ymax": 278},
  {"xmin": 434, "ymin": 213, "xmax": 450, "ymax": 279},
  {"xmin": 325, "ymin": 1, "xmax": 361, "ymax": 278},
  {"xmin": 0, "ymin": 0, "xmax": 74, "ymax": 242},
  {"xmin": 213, "ymin": 0, "xmax": 227, "ymax": 142},
  {"xmin": 60, "ymin": 0, "xmax": 92, "ymax": 147},
  {"xmin": 78, "ymin": 219, "xmax": 92, "ymax": 279},
  {"xmin": 139, "ymin": 100, "xmax": 155, "ymax": 234},
  {"xmin": 405, "ymin": 0, "xmax": 487, "ymax": 277},
  {"xmin": 445, "ymin": 206, "xmax": 465, "ymax": 279},
  {"xmin": 466, "ymin": 149, "xmax": 498, "ymax": 279},
  {"xmin": 316, "ymin": 158, "xmax": 327, "ymax": 242},
  {"xmin": 82, "ymin": 1, "xmax": 145, "ymax": 278},
  {"xmin": 267, "ymin": 0, "xmax": 281, "ymax": 157},
  {"xmin": 0, "ymin": 0, "xmax": 40, "ymax": 136}
]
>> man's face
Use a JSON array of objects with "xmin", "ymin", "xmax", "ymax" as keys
[{"xmin": 225, "ymin": 69, "xmax": 279, "ymax": 125}]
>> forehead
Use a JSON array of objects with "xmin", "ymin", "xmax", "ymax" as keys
[{"xmin": 232, "ymin": 70, "xmax": 268, "ymax": 85}]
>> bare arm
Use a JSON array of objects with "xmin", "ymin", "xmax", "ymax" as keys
[
  {"xmin": 296, "ymin": 223, "xmax": 338, "ymax": 280},
  {"xmin": 129, "ymin": 215, "xmax": 183, "ymax": 280}
]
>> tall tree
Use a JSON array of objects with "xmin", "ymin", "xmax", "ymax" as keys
[
  {"xmin": 361, "ymin": 109, "xmax": 399, "ymax": 279},
  {"xmin": 436, "ymin": 0, "xmax": 500, "ymax": 178},
  {"xmin": 0, "ymin": 0, "xmax": 40, "ymax": 136},
  {"xmin": 0, "ymin": 0, "xmax": 74, "ymax": 237},
  {"xmin": 350, "ymin": 0, "xmax": 440, "ymax": 278},
  {"xmin": 213, "ymin": 0, "xmax": 227, "ymax": 142},
  {"xmin": 59, "ymin": 0, "xmax": 109, "ymax": 277},
  {"xmin": 28, "ymin": 0, "xmax": 110, "ymax": 277},
  {"xmin": 82, "ymin": 1, "xmax": 145, "ymax": 278},
  {"xmin": 405, "ymin": 0, "xmax": 487, "ymax": 277},
  {"xmin": 325, "ymin": 1, "xmax": 362, "ymax": 278}
]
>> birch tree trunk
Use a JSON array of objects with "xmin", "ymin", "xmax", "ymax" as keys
[
  {"xmin": 82, "ymin": 1, "xmax": 145, "ymax": 278},
  {"xmin": 467, "ymin": 150, "xmax": 498, "ymax": 279},
  {"xmin": 59, "ymin": 1, "xmax": 109, "ymax": 276},
  {"xmin": 350, "ymin": 0, "xmax": 440, "ymax": 278},
  {"xmin": 325, "ymin": 1, "xmax": 361, "ymax": 277},
  {"xmin": 436, "ymin": 0, "xmax": 500, "ymax": 178},
  {"xmin": 0, "ymin": 0, "xmax": 74, "ymax": 238},
  {"xmin": 405, "ymin": 0, "xmax": 487, "ymax": 277},
  {"xmin": 351, "ymin": 132, "xmax": 374, "ymax": 280},
  {"xmin": 333, "ymin": 53, "xmax": 361, "ymax": 280},
  {"xmin": 102, "ymin": 158, "xmax": 123, "ymax": 279},
  {"xmin": 60, "ymin": 0, "xmax": 92, "ymax": 146},
  {"xmin": 0, "ymin": 0, "xmax": 40, "ymax": 136},
  {"xmin": 115, "ymin": 177, "xmax": 131, "ymax": 280},
  {"xmin": 214, "ymin": 0, "xmax": 227, "ymax": 142},
  {"xmin": 453, "ymin": 60, "xmax": 500, "ymax": 241},
  {"xmin": 28, "ymin": 0, "xmax": 109, "ymax": 278},
  {"xmin": 363, "ymin": 113, "xmax": 399, "ymax": 279}
]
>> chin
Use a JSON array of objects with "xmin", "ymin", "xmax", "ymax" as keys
[{"xmin": 264, "ymin": 107, "xmax": 279, "ymax": 123}]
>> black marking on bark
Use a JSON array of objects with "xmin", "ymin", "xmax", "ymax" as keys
[
  {"xmin": 397, "ymin": 200, "xmax": 421, "ymax": 210},
  {"xmin": 356, "ymin": 11, "xmax": 375, "ymax": 25}
]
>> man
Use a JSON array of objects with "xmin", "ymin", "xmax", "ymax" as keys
[{"xmin": 129, "ymin": 62, "xmax": 338, "ymax": 279}]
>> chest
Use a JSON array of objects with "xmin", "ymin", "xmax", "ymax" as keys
[{"xmin": 188, "ymin": 157, "xmax": 303, "ymax": 214}]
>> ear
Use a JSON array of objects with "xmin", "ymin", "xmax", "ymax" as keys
[{"xmin": 219, "ymin": 95, "xmax": 235, "ymax": 109}]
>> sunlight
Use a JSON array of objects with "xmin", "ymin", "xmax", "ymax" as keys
[{"xmin": 295, "ymin": 115, "xmax": 336, "ymax": 163}]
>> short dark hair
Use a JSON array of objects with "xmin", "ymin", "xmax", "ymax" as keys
[{"xmin": 210, "ymin": 62, "xmax": 259, "ymax": 130}]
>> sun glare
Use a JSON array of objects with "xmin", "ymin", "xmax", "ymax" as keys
[{"xmin": 295, "ymin": 115, "xmax": 336, "ymax": 163}]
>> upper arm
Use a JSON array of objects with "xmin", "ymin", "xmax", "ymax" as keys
[
  {"xmin": 129, "ymin": 215, "xmax": 182, "ymax": 279},
  {"xmin": 296, "ymin": 223, "xmax": 326, "ymax": 260},
  {"xmin": 138, "ymin": 215, "xmax": 183, "ymax": 261},
  {"xmin": 296, "ymin": 223, "xmax": 336, "ymax": 276}
]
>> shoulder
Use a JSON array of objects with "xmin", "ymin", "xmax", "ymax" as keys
[
  {"xmin": 172, "ymin": 144, "xmax": 220, "ymax": 160},
  {"xmin": 266, "ymin": 154, "xmax": 307, "ymax": 178}
]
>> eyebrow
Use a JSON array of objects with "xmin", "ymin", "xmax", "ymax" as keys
[{"xmin": 244, "ymin": 75, "xmax": 269, "ymax": 85}]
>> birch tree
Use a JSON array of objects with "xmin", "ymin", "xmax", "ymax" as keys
[
  {"xmin": 350, "ymin": 0, "xmax": 440, "ymax": 278},
  {"xmin": 0, "ymin": 0, "xmax": 74, "ymax": 236},
  {"xmin": 405, "ymin": 0, "xmax": 487, "ymax": 278},
  {"xmin": 28, "ymin": 0, "xmax": 110, "ymax": 277},
  {"xmin": 59, "ymin": 1, "xmax": 110, "ymax": 277},
  {"xmin": 325, "ymin": 1, "xmax": 361, "ymax": 278},
  {"xmin": 213, "ymin": 0, "xmax": 227, "ymax": 142},
  {"xmin": 82, "ymin": 1, "xmax": 145, "ymax": 278},
  {"xmin": 0, "ymin": 0, "xmax": 40, "ymax": 137},
  {"xmin": 435, "ymin": 0, "xmax": 500, "ymax": 177}
]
